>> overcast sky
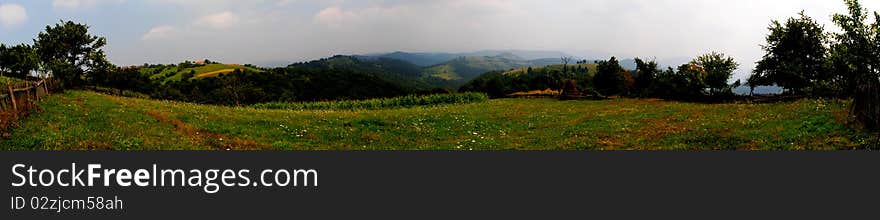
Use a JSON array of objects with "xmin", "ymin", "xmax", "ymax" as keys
[{"xmin": 1, "ymin": 0, "xmax": 879, "ymax": 80}]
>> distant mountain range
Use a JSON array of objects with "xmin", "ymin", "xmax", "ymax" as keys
[
  {"xmin": 274, "ymin": 50, "xmax": 703, "ymax": 91},
  {"xmin": 353, "ymin": 50, "xmax": 591, "ymax": 89},
  {"xmin": 359, "ymin": 50, "xmax": 577, "ymax": 67}
]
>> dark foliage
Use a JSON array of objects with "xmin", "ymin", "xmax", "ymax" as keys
[{"xmin": 593, "ymin": 57, "xmax": 630, "ymax": 96}]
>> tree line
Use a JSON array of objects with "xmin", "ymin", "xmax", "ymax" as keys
[
  {"xmin": 462, "ymin": 52, "xmax": 740, "ymax": 102},
  {"xmin": 750, "ymin": 0, "xmax": 879, "ymax": 99},
  {"xmin": 466, "ymin": 0, "xmax": 879, "ymax": 103}
]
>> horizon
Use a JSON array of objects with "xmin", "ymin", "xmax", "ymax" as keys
[{"xmin": 2, "ymin": 0, "xmax": 880, "ymax": 81}]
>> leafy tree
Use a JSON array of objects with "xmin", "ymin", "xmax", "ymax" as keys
[
  {"xmin": 649, "ymin": 67, "xmax": 678, "ymax": 98},
  {"xmin": 634, "ymin": 58, "xmax": 660, "ymax": 96},
  {"xmin": 182, "ymin": 70, "xmax": 196, "ymax": 81},
  {"xmin": 34, "ymin": 20, "xmax": 111, "ymax": 88},
  {"xmin": 676, "ymin": 63, "xmax": 709, "ymax": 98},
  {"xmin": 1, "ymin": 44, "xmax": 41, "ymax": 79},
  {"xmin": 830, "ymin": 0, "xmax": 878, "ymax": 95},
  {"xmin": 0, "ymin": 44, "xmax": 9, "ymax": 78},
  {"xmin": 593, "ymin": 57, "xmax": 627, "ymax": 96},
  {"xmin": 692, "ymin": 52, "xmax": 738, "ymax": 95},
  {"xmin": 754, "ymin": 12, "xmax": 828, "ymax": 94}
]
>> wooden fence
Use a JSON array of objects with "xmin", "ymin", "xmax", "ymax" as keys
[
  {"xmin": 0, "ymin": 79, "xmax": 56, "ymax": 113},
  {"xmin": 852, "ymin": 76, "xmax": 880, "ymax": 131}
]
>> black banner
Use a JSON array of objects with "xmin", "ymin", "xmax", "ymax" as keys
[{"xmin": 2, "ymin": 152, "xmax": 879, "ymax": 219}]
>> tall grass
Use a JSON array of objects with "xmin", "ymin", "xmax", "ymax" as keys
[{"xmin": 253, "ymin": 93, "xmax": 489, "ymax": 111}]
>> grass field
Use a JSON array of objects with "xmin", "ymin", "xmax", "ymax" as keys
[
  {"xmin": 0, "ymin": 90, "xmax": 871, "ymax": 150},
  {"xmin": 253, "ymin": 93, "xmax": 488, "ymax": 110}
]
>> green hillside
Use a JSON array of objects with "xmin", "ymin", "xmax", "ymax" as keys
[
  {"xmin": 423, "ymin": 54, "xmax": 563, "ymax": 88},
  {"xmin": 290, "ymin": 55, "xmax": 435, "ymax": 91},
  {"xmin": 501, "ymin": 63, "xmax": 598, "ymax": 77},
  {"xmin": 460, "ymin": 63, "xmax": 598, "ymax": 97},
  {"xmin": 302, "ymin": 54, "xmax": 568, "ymax": 90},
  {"xmin": 1, "ymin": 90, "xmax": 869, "ymax": 150},
  {"xmin": 141, "ymin": 63, "xmax": 263, "ymax": 83},
  {"xmin": 424, "ymin": 55, "xmax": 532, "ymax": 80}
]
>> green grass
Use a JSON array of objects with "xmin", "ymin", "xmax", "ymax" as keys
[
  {"xmin": 0, "ymin": 90, "xmax": 871, "ymax": 150},
  {"xmin": 425, "ymin": 65, "xmax": 462, "ymax": 80},
  {"xmin": 253, "ymin": 93, "xmax": 488, "ymax": 111}
]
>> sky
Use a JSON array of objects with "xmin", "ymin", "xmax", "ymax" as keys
[{"xmin": 1, "ymin": 0, "xmax": 880, "ymax": 81}]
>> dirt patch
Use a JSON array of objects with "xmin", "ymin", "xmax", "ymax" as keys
[
  {"xmin": 0, "ymin": 111, "xmax": 21, "ymax": 139},
  {"xmin": 195, "ymin": 69, "xmax": 236, "ymax": 78},
  {"xmin": 638, "ymin": 119, "xmax": 691, "ymax": 139},
  {"xmin": 145, "ymin": 110, "xmax": 270, "ymax": 150}
]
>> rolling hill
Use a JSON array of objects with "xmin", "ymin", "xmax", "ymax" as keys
[
  {"xmin": 360, "ymin": 51, "xmax": 460, "ymax": 67},
  {"xmin": 420, "ymin": 53, "xmax": 569, "ymax": 88},
  {"xmin": 315, "ymin": 53, "xmax": 571, "ymax": 90},
  {"xmin": 500, "ymin": 63, "xmax": 598, "ymax": 77},
  {"xmin": 425, "ymin": 53, "xmax": 561, "ymax": 82},
  {"xmin": 358, "ymin": 50, "xmax": 643, "ymax": 89},
  {"xmin": 140, "ymin": 63, "xmax": 263, "ymax": 83},
  {"xmin": 287, "ymin": 55, "xmax": 434, "ymax": 91},
  {"xmin": 362, "ymin": 50, "xmax": 580, "ymax": 67},
  {"xmin": 460, "ymin": 62, "xmax": 598, "ymax": 97}
]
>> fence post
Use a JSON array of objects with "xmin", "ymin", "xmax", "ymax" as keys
[
  {"xmin": 7, "ymin": 83, "xmax": 16, "ymax": 111},
  {"xmin": 32, "ymin": 81, "xmax": 38, "ymax": 102},
  {"xmin": 35, "ymin": 81, "xmax": 41, "ymax": 101},
  {"xmin": 43, "ymin": 78, "xmax": 50, "ymax": 96}
]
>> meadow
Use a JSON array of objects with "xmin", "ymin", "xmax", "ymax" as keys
[
  {"xmin": 0, "ymin": 90, "xmax": 871, "ymax": 150},
  {"xmin": 253, "ymin": 93, "xmax": 488, "ymax": 110}
]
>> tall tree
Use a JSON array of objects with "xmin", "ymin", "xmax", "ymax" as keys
[
  {"xmin": 676, "ymin": 63, "xmax": 709, "ymax": 98},
  {"xmin": 593, "ymin": 57, "xmax": 627, "ymax": 96},
  {"xmin": 831, "ymin": 0, "xmax": 880, "ymax": 130},
  {"xmin": 692, "ymin": 52, "xmax": 739, "ymax": 95},
  {"xmin": 34, "ymin": 20, "xmax": 111, "ymax": 88},
  {"xmin": 754, "ymin": 11, "xmax": 827, "ymax": 94},
  {"xmin": 634, "ymin": 58, "xmax": 660, "ymax": 96},
  {"xmin": 830, "ymin": 0, "xmax": 878, "ymax": 94},
  {"xmin": 0, "ymin": 44, "xmax": 9, "ymax": 78}
]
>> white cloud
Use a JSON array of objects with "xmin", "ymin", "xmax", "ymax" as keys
[
  {"xmin": 52, "ymin": 0, "xmax": 125, "ymax": 10},
  {"xmin": 276, "ymin": 0, "xmax": 295, "ymax": 6},
  {"xmin": 142, "ymin": 25, "xmax": 175, "ymax": 40},
  {"xmin": 313, "ymin": 7, "xmax": 354, "ymax": 28},
  {"xmin": 313, "ymin": 6, "xmax": 411, "ymax": 28},
  {"xmin": 194, "ymin": 11, "xmax": 240, "ymax": 29},
  {"xmin": 90, "ymin": 0, "xmax": 880, "ymax": 72},
  {"xmin": 0, "ymin": 3, "xmax": 27, "ymax": 28}
]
